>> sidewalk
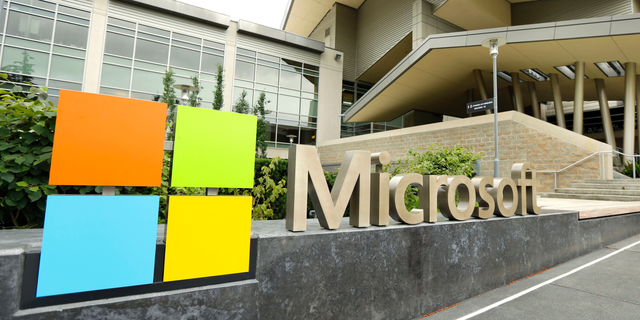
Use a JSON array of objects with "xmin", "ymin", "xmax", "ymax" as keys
[
  {"xmin": 422, "ymin": 234, "xmax": 640, "ymax": 319},
  {"xmin": 538, "ymin": 197, "xmax": 640, "ymax": 219}
]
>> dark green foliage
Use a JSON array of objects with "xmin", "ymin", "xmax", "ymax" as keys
[
  {"xmin": 621, "ymin": 160, "xmax": 640, "ymax": 178},
  {"xmin": 188, "ymin": 74, "xmax": 203, "ymax": 108},
  {"xmin": 233, "ymin": 90, "xmax": 251, "ymax": 114},
  {"xmin": 253, "ymin": 92, "xmax": 271, "ymax": 158},
  {"xmin": 161, "ymin": 68, "xmax": 177, "ymax": 140},
  {"xmin": 0, "ymin": 74, "xmax": 57, "ymax": 228},
  {"xmin": 212, "ymin": 64, "xmax": 224, "ymax": 110}
]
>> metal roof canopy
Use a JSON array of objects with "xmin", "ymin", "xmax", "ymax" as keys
[
  {"xmin": 282, "ymin": 0, "xmax": 365, "ymax": 36},
  {"xmin": 344, "ymin": 14, "xmax": 640, "ymax": 122}
]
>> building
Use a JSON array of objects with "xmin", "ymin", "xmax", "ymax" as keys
[{"xmin": 2, "ymin": 0, "xmax": 640, "ymax": 172}]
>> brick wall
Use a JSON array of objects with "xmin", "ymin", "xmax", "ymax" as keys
[{"xmin": 318, "ymin": 112, "xmax": 613, "ymax": 193}]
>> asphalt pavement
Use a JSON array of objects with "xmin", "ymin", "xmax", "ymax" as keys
[{"xmin": 422, "ymin": 233, "xmax": 640, "ymax": 319}]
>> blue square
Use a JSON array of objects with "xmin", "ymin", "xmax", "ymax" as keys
[{"xmin": 36, "ymin": 195, "xmax": 159, "ymax": 297}]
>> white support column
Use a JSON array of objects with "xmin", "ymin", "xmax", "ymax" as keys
[
  {"xmin": 221, "ymin": 22, "xmax": 238, "ymax": 112},
  {"xmin": 316, "ymin": 48, "xmax": 344, "ymax": 144},
  {"xmin": 83, "ymin": 0, "xmax": 109, "ymax": 93},
  {"xmin": 549, "ymin": 73, "xmax": 566, "ymax": 129},
  {"xmin": 623, "ymin": 62, "xmax": 637, "ymax": 159},
  {"xmin": 511, "ymin": 72, "xmax": 524, "ymax": 113},
  {"xmin": 595, "ymin": 78, "xmax": 616, "ymax": 150},
  {"xmin": 473, "ymin": 69, "xmax": 491, "ymax": 114},
  {"xmin": 573, "ymin": 61, "xmax": 585, "ymax": 134}
]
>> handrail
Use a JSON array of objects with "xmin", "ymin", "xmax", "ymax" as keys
[{"xmin": 537, "ymin": 150, "xmax": 639, "ymax": 189}]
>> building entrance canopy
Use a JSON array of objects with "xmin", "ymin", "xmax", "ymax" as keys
[{"xmin": 344, "ymin": 15, "xmax": 640, "ymax": 122}]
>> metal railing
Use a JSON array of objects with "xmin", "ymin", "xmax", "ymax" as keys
[{"xmin": 538, "ymin": 151, "xmax": 639, "ymax": 189}]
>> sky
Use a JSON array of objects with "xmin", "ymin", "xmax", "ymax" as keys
[{"xmin": 178, "ymin": 0, "xmax": 290, "ymax": 29}]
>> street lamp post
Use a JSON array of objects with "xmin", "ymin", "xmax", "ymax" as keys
[
  {"xmin": 481, "ymin": 37, "xmax": 507, "ymax": 178},
  {"xmin": 173, "ymin": 84, "xmax": 198, "ymax": 106}
]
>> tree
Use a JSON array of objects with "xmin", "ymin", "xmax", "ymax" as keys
[
  {"xmin": 212, "ymin": 64, "xmax": 224, "ymax": 110},
  {"xmin": 188, "ymin": 74, "xmax": 203, "ymax": 108},
  {"xmin": 233, "ymin": 90, "xmax": 251, "ymax": 114},
  {"xmin": 160, "ymin": 68, "xmax": 177, "ymax": 140},
  {"xmin": 253, "ymin": 92, "xmax": 271, "ymax": 158}
]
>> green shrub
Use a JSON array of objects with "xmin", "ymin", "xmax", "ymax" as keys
[
  {"xmin": 621, "ymin": 160, "xmax": 640, "ymax": 178},
  {"xmin": 386, "ymin": 144, "xmax": 483, "ymax": 211}
]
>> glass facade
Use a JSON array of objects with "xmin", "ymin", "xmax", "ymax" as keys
[
  {"xmin": 0, "ymin": 0, "xmax": 90, "ymax": 103},
  {"xmin": 233, "ymin": 48, "xmax": 319, "ymax": 148},
  {"xmin": 341, "ymin": 81, "xmax": 403, "ymax": 138},
  {"xmin": 99, "ymin": 17, "xmax": 225, "ymax": 105}
]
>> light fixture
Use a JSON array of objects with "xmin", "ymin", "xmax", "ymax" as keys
[
  {"xmin": 554, "ymin": 65, "xmax": 589, "ymax": 80},
  {"xmin": 173, "ymin": 84, "xmax": 198, "ymax": 103},
  {"xmin": 335, "ymin": 53, "xmax": 342, "ymax": 60},
  {"xmin": 496, "ymin": 71, "xmax": 513, "ymax": 82},
  {"xmin": 595, "ymin": 61, "xmax": 625, "ymax": 77},
  {"xmin": 520, "ymin": 68, "xmax": 550, "ymax": 81}
]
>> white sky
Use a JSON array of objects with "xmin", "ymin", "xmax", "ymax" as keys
[{"xmin": 178, "ymin": 0, "xmax": 290, "ymax": 29}]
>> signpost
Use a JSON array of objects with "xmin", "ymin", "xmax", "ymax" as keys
[{"xmin": 467, "ymin": 98, "xmax": 494, "ymax": 114}]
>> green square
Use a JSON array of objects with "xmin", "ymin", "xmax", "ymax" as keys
[{"xmin": 171, "ymin": 106, "xmax": 257, "ymax": 188}]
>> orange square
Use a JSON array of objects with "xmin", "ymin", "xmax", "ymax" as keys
[{"xmin": 49, "ymin": 90, "xmax": 167, "ymax": 186}]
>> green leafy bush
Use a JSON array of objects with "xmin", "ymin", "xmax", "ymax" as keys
[
  {"xmin": 0, "ymin": 75, "xmax": 56, "ymax": 228},
  {"xmin": 386, "ymin": 144, "xmax": 483, "ymax": 211},
  {"xmin": 621, "ymin": 160, "xmax": 640, "ymax": 178},
  {"xmin": 233, "ymin": 157, "xmax": 286, "ymax": 220}
]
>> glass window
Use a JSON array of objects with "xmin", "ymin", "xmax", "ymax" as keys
[
  {"xmin": 49, "ymin": 55, "xmax": 84, "ymax": 82},
  {"xmin": 48, "ymin": 79, "xmax": 81, "ymax": 90},
  {"xmin": 304, "ymin": 64, "xmax": 319, "ymax": 71},
  {"xmin": 203, "ymin": 40, "xmax": 224, "ymax": 50},
  {"xmin": 280, "ymin": 70, "xmax": 301, "ymax": 90},
  {"xmin": 58, "ymin": 5, "xmax": 90, "ymax": 19},
  {"xmin": 100, "ymin": 86, "xmax": 128, "ymax": 97},
  {"xmin": 258, "ymin": 53, "xmax": 278, "ymax": 63},
  {"xmin": 268, "ymin": 123, "xmax": 276, "ymax": 142},
  {"xmin": 106, "ymin": 24, "xmax": 135, "ymax": 36},
  {"xmin": 199, "ymin": 73, "xmax": 217, "ymax": 81},
  {"xmin": 256, "ymin": 65, "xmax": 278, "ymax": 86},
  {"xmin": 300, "ymin": 99, "xmax": 317, "ymax": 117},
  {"xmin": 237, "ymin": 48, "xmax": 255, "ymax": 57},
  {"xmin": 277, "ymin": 125, "xmax": 298, "ymax": 143},
  {"xmin": 137, "ymin": 32, "xmax": 169, "ymax": 44},
  {"xmin": 4, "ymin": 74, "xmax": 44, "ymax": 85},
  {"xmin": 282, "ymin": 58, "xmax": 302, "ymax": 68},
  {"xmin": 203, "ymin": 46, "xmax": 224, "ymax": 55},
  {"xmin": 6, "ymin": 11, "xmax": 53, "ymax": 42},
  {"xmin": 54, "ymin": 21, "xmax": 88, "ymax": 49},
  {"xmin": 0, "ymin": 8, "xmax": 7, "ymax": 34},
  {"xmin": 232, "ymin": 87, "xmax": 253, "ymax": 107},
  {"xmin": 135, "ymin": 39, "xmax": 169, "ymax": 64},
  {"xmin": 257, "ymin": 59, "xmax": 279, "ymax": 68},
  {"xmin": 255, "ymin": 91, "xmax": 277, "ymax": 112},
  {"xmin": 169, "ymin": 46, "xmax": 200, "ymax": 70},
  {"xmin": 134, "ymin": 60, "xmax": 165, "ymax": 72},
  {"xmin": 57, "ymin": 14, "xmax": 89, "ymax": 26},
  {"xmin": 201, "ymin": 53, "xmax": 223, "ymax": 73},
  {"xmin": 1, "ymin": 47, "xmax": 48, "ymax": 76},
  {"xmin": 12, "ymin": 0, "xmax": 56, "ymax": 11},
  {"xmin": 5, "ymin": 36, "xmax": 49, "ymax": 51},
  {"xmin": 10, "ymin": 3, "xmax": 54, "ymax": 17},
  {"xmin": 131, "ymin": 91, "xmax": 161, "ymax": 101},
  {"xmin": 107, "ymin": 17, "xmax": 135, "ymax": 30},
  {"xmin": 302, "ymin": 75, "xmax": 318, "ymax": 93},
  {"xmin": 254, "ymin": 83, "xmax": 277, "ymax": 93},
  {"xmin": 131, "ymin": 69, "xmax": 164, "ymax": 94},
  {"xmin": 101, "ymin": 63, "xmax": 131, "ymax": 89},
  {"xmin": 53, "ymin": 45, "xmax": 84, "ymax": 58},
  {"xmin": 235, "ymin": 60, "xmax": 254, "ymax": 81},
  {"xmin": 299, "ymin": 127, "xmax": 316, "ymax": 145},
  {"xmin": 200, "ymin": 80, "xmax": 214, "ymax": 102},
  {"xmin": 172, "ymin": 39, "xmax": 200, "ymax": 50},
  {"xmin": 278, "ymin": 95, "xmax": 299, "ymax": 114},
  {"xmin": 138, "ymin": 24, "xmax": 170, "ymax": 37},
  {"xmin": 173, "ymin": 32, "xmax": 200, "ymax": 44},
  {"xmin": 104, "ymin": 32, "xmax": 134, "ymax": 57},
  {"xmin": 103, "ymin": 54, "xmax": 131, "ymax": 66}
]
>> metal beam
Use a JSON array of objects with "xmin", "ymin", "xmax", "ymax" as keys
[
  {"xmin": 511, "ymin": 72, "xmax": 524, "ymax": 113},
  {"xmin": 549, "ymin": 73, "xmax": 566, "ymax": 129},
  {"xmin": 527, "ymin": 81, "xmax": 541, "ymax": 119},
  {"xmin": 595, "ymin": 79, "xmax": 616, "ymax": 150},
  {"xmin": 624, "ymin": 62, "xmax": 636, "ymax": 160},
  {"xmin": 573, "ymin": 61, "xmax": 585, "ymax": 134}
]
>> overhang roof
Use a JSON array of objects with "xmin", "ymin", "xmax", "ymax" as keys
[
  {"xmin": 344, "ymin": 14, "xmax": 640, "ymax": 122},
  {"xmin": 282, "ymin": 0, "xmax": 365, "ymax": 36}
]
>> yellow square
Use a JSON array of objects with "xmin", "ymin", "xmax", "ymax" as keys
[{"xmin": 163, "ymin": 196, "xmax": 252, "ymax": 282}]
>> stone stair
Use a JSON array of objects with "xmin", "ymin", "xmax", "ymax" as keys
[{"xmin": 541, "ymin": 179, "xmax": 640, "ymax": 201}]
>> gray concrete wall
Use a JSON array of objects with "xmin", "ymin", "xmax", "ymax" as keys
[{"xmin": 3, "ymin": 210, "xmax": 640, "ymax": 319}]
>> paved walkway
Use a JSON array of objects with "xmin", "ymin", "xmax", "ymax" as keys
[
  {"xmin": 422, "ymin": 234, "xmax": 640, "ymax": 319},
  {"xmin": 538, "ymin": 197, "xmax": 640, "ymax": 219}
]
